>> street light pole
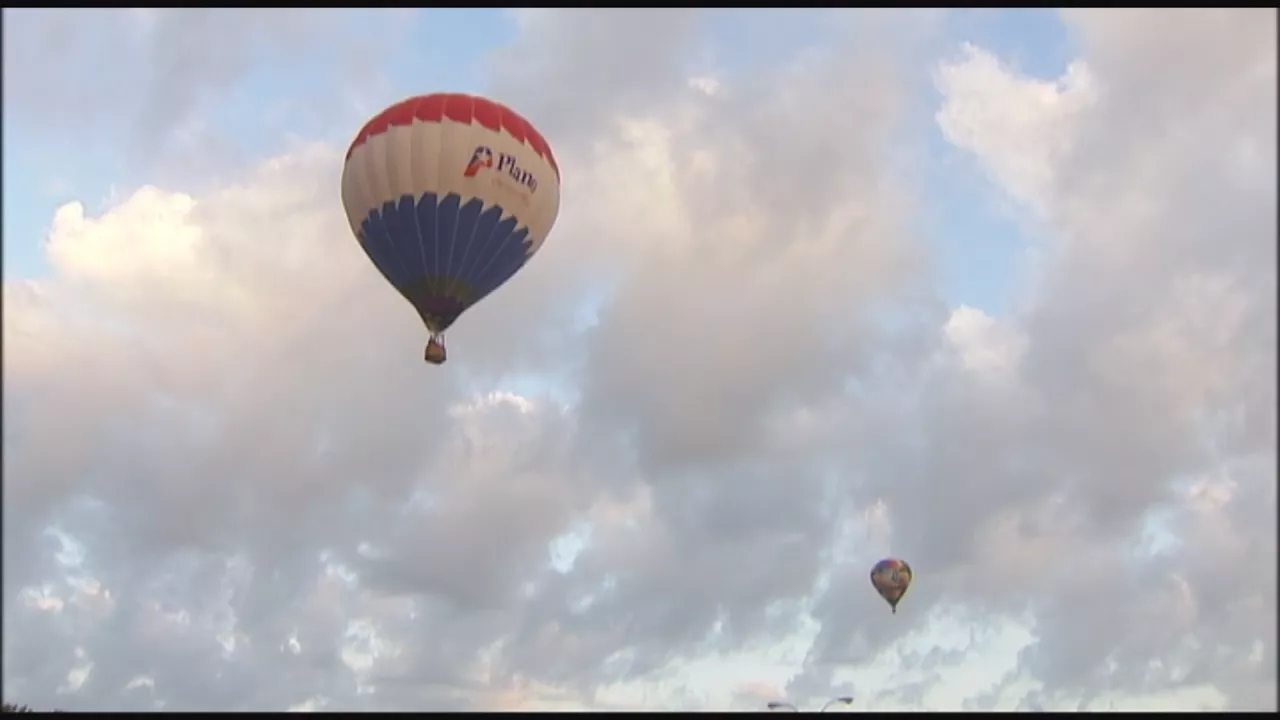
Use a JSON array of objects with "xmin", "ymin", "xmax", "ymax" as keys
[
  {"xmin": 767, "ymin": 701, "xmax": 800, "ymax": 712},
  {"xmin": 820, "ymin": 696, "xmax": 854, "ymax": 712}
]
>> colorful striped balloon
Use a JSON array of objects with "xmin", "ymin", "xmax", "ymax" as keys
[{"xmin": 869, "ymin": 557, "xmax": 913, "ymax": 613}]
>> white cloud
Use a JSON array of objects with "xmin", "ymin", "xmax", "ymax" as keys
[
  {"xmin": 3, "ymin": 8, "xmax": 1274, "ymax": 713},
  {"xmin": 935, "ymin": 43, "xmax": 1096, "ymax": 214},
  {"xmin": 943, "ymin": 305, "xmax": 1027, "ymax": 373},
  {"xmin": 927, "ymin": 8, "xmax": 1274, "ymax": 710}
]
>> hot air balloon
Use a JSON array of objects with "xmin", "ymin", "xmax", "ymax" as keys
[
  {"xmin": 869, "ymin": 558, "xmax": 912, "ymax": 613},
  {"xmin": 341, "ymin": 93, "xmax": 561, "ymax": 365}
]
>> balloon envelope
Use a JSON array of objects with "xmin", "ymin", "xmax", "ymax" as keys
[
  {"xmin": 869, "ymin": 558, "xmax": 913, "ymax": 612},
  {"xmin": 341, "ymin": 93, "xmax": 561, "ymax": 337}
]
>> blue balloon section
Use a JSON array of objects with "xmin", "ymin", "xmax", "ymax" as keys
[{"xmin": 357, "ymin": 192, "xmax": 532, "ymax": 331}]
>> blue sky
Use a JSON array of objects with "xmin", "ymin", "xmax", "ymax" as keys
[
  {"xmin": 4, "ymin": 8, "xmax": 1077, "ymax": 321},
  {"xmin": 2, "ymin": 122, "xmax": 124, "ymax": 278},
  {"xmin": 922, "ymin": 9, "xmax": 1078, "ymax": 316}
]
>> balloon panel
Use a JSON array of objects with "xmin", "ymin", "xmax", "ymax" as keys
[{"xmin": 341, "ymin": 94, "xmax": 561, "ymax": 333}]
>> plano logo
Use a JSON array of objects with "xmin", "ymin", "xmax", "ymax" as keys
[{"xmin": 463, "ymin": 146, "xmax": 538, "ymax": 193}]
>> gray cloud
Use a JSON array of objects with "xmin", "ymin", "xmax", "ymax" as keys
[
  {"xmin": 3, "ymin": 8, "xmax": 1274, "ymax": 713},
  {"xmin": 2, "ymin": 9, "xmax": 406, "ymax": 185},
  {"xmin": 800, "ymin": 7, "xmax": 1276, "ymax": 709}
]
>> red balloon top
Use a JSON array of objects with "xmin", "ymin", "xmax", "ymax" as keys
[{"xmin": 345, "ymin": 93, "xmax": 560, "ymax": 182}]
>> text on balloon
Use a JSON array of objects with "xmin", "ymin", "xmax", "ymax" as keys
[{"xmin": 463, "ymin": 146, "xmax": 539, "ymax": 193}]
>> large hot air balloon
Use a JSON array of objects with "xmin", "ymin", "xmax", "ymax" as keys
[
  {"xmin": 869, "ymin": 558, "xmax": 913, "ymax": 613},
  {"xmin": 341, "ymin": 93, "xmax": 561, "ymax": 365}
]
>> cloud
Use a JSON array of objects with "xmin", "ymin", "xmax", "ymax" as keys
[
  {"xmin": 2, "ymin": 9, "xmax": 409, "ymax": 184},
  {"xmin": 843, "ymin": 7, "xmax": 1275, "ymax": 709},
  {"xmin": 3, "ymin": 8, "xmax": 1274, "ymax": 713}
]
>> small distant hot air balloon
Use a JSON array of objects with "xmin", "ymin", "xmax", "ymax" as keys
[
  {"xmin": 870, "ymin": 558, "xmax": 913, "ymax": 613},
  {"xmin": 341, "ymin": 93, "xmax": 561, "ymax": 365}
]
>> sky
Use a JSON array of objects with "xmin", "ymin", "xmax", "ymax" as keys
[{"xmin": 2, "ymin": 8, "xmax": 1275, "ymax": 712}]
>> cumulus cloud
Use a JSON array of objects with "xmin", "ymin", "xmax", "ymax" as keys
[
  {"xmin": 3, "ymin": 8, "xmax": 1274, "ymax": 712},
  {"xmin": 847, "ymin": 8, "xmax": 1276, "ymax": 710}
]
